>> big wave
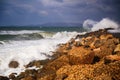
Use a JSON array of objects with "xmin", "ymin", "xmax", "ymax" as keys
[
  {"xmin": 83, "ymin": 18, "xmax": 120, "ymax": 32},
  {"xmin": 0, "ymin": 31, "xmax": 79, "ymax": 76}
]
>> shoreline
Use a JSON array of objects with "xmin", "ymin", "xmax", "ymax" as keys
[{"xmin": 0, "ymin": 28, "xmax": 120, "ymax": 80}]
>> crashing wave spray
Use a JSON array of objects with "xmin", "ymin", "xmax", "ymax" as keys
[
  {"xmin": 83, "ymin": 18, "xmax": 119, "ymax": 31},
  {"xmin": 83, "ymin": 19, "xmax": 97, "ymax": 31}
]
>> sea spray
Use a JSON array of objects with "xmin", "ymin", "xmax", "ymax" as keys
[
  {"xmin": 83, "ymin": 19, "xmax": 97, "ymax": 31},
  {"xmin": 0, "ymin": 31, "xmax": 78, "ymax": 76},
  {"xmin": 92, "ymin": 18, "xmax": 119, "ymax": 31},
  {"xmin": 83, "ymin": 18, "xmax": 119, "ymax": 31}
]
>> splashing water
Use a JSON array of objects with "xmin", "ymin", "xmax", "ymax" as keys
[{"xmin": 83, "ymin": 18, "xmax": 119, "ymax": 32}]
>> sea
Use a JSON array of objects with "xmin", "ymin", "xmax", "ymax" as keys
[{"xmin": 0, "ymin": 26, "xmax": 86, "ymax": 76}]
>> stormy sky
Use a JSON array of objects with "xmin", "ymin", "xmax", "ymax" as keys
[{"xmin": 0, "ymin": 0, "xmax": 120, "ymax": 26}]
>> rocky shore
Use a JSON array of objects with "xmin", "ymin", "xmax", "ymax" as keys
[{"xmin": 0, "ymin": 29, "xmax": 120, "ymax": 80}]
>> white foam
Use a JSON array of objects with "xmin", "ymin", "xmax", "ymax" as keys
[
  {"xmin": 0, "ymin": 31, "xmax": 78, "ymax": 76},
  {"xmin": 92, "ymin": 18, "xmax": 119, "ymax": 31},
  {"xmin": 83, "ymin": 19, "xmax": 97, "ymax": 31},
  {"xmin": 83, "ymin": 18, "xmax": 119, "ymax": 31},
  {"xmin": 0, "ymin": 30, "xmax": 43, "ymax": 35},
  {"xmin": 108, "ymin": 29, "xmax": 120, "ymax": 33}
]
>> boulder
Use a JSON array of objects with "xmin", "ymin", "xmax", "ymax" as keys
[
  {"xmin": 9, "ymin": 61, "xmax": 19, "ymax": 68},
  {"xmin": 68, "ymin": 46, "xmax": 94, "ymax": 65}
]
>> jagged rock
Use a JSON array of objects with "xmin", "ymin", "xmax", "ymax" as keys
[
  {"xmin": 93, "ymin": 48, "xmax": 101, "ymax": 52},
  {"xmin": 93, "ymin": 39, "xmax": 104, "ymax": 48},
  {"xmin": 94, "ymin": 38, "xmax": 118, "ymax": 58},
  {"xmin": 25, "ymin": 60, "xmax": 41, "ymax": 68},
  {"xmin": 21, "ymin": 76, "xmax": 35, "ymax": 80},
  {"xmin": 15, "ymin": 69, "xmax": 37, "ymax": 80},
  {"xmin": 68, "ymin": 46, "xmax": 94, "ymax": 64},
  {"xmin": 100, "ymin": 34, "xmax": 113, "ymax": 40},
  {"xmin": 81, "ymin": 37, "xmax": 96, "ymax": 46},
  {"xmin": 9, "ymin": 61, "xmax": 19, "ymax": 68},
  {"xmin": 42, "ymin": 55, "xmax": 69, "ymax": 71},
  {"xmin": 104, "ymin": 55, "xmax": 120, "ymax": 64},
  {"xmin": 73, "ymin": 41, "xmax": 82, "ymax": 47},
  {"xmin": 9, "ymin": 73, "xmax": 17, "ymax": 79},
  {"xmin": 114, "ymin": 44, "xmax": 120, "ymax": 52},
  {"xmin": 0, "ymin": 76, "xmax": 9, "ymax": 80},
  {"xmin": 37, "ymin": 55, "xmax": 69, "ymax": 79}
]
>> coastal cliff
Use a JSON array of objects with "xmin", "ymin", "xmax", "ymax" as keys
[{"xmin": 1, "ymin": 29, "xmax": 120, "ymax": 80}]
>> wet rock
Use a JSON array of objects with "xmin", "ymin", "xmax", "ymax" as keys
[
  {"xmin": 25, "ymin": 60, "xmax": 41, "ymax": 68},
  {"xmin": 0, "ymin": 76, "xmax": 9, "ymax": 80},
  {"xmin": 15, "ymin": 69, "xmax": 37, "ymax": 80},
  {"xmin": 37, "ymin": 55, "xmax": 69, "ymax": 79},
  {"xmin": 21, "ymin": 76, "xmax": 35, "ymax": 80},
  {"xmin": 9, "ymin": 73, "xmax": 17, "ymax": 79},
  {"xmin": 43, "ymin": 55, "xmax": 69, "ymax": 71},
  {"xmin": 9, "ymin": 61, "xmax": 19, "ymax": 68},
  {"xmin": 68, "ymin": 46, "xmax": 94, "ymax": 65}
]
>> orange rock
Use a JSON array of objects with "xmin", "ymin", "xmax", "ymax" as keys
[
  {"xmin": 100, "ymin": 34, "xmax": 113, "ymax": 40},
  {"xmin": 114, "ymin": 44, "xmax": 120, "ymax": 52},
  {"xmin": 21, "ymin": 76, "xmax": 35, "ymax": 80},
  {"xmin": 105, "ymin": 55, "xmax": 120, "ymax": 61},
  {"xmin": 93, "ymin": 48, "xmax": 101, "ymax": 52},
  {"xmin": 68, "ymin": 46, "xmax": 94, "ymax": 64}
]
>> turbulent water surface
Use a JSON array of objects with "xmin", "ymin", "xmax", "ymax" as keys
[{"xmin": 0, "ymin": 26, "xmax": 85, "ymax": 76}]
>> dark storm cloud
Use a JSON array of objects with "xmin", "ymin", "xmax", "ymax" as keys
[{"xmin": 0, "ymin": 0, "xmax": 120, "ymax": 25}]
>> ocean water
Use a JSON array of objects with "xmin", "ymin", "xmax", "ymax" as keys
[{"xmin": 0, "ymin": 26, "xmax": 86, "ymax": 76}]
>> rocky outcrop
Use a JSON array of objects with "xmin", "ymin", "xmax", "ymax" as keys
[{"xmin": 2, "ymin": 29, "xmax": 120, "ymax": 80}]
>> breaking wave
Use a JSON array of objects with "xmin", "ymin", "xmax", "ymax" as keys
[
  {"xmin": 83, "ymin": 18, "xmax": 119, "ymax": 32},
  {"xmin": 0, "ymin": 30, "xmax": 43, "ymax": 35},
  {"xmin": 0, "ymin": 30, "xmax": 78, "ymax": 76}
]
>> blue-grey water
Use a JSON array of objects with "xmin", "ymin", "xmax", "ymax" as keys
[
  {"xmin": 0, "ymin": 26, "xmax": 86, "ymax": 76},
  {"xmin": 0, "ymin": 26, "xmax": 85, "ymax": 41}
]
